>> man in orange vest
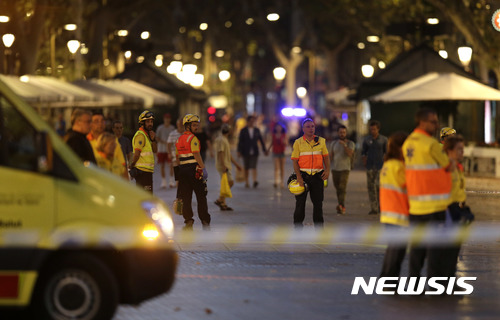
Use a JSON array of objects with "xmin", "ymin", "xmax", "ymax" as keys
[
  {"xmin": 176, "ymin": 114, "xmax": 211, "ymax": 230},
  {"xmin": 403, "ymin": 107, "xmax": 453, "ymax": 278},
  {"xmin": 291, "ymin": 118, "xmax": 330, "ymax": 228}
]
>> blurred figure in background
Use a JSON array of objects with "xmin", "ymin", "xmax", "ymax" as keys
[
  {"xmin": 167, "ymin": 119, "xmax": 184, "ymax": 188},
  {"xmin": 237, "ymin": 115, "xmax": 268, "ymax": 188},
  {"xmin": 195, "ymin": 123, "xmax": 213, "ymax": 162},
  {"xmin": 112, "ymin": 120, "xmax": 132, "ymax": 166},
  {"xmin": 361, "ymin": 120, "xmax": 387, "ymax": 215},
  {"xmin": 95, "ymin": 132, "xmax": 128, "ymax": 179},
  {"xmin": 267, "ymin": 122, "xmax": 287, "ymax": 188},
  {"xmin": 329, "ymin": 125, "xmax": 355, "ymax": 214},
  {"xmin": 156, "ymin": 113, "xmax": 175, "ymax": 189},
  {"xmin": 64, "ymin": 108, "xmax": 96, "ymax": 164},
  {"xmin": 214, "ymin": 124, "xmax": 242, "ymax": 211}
]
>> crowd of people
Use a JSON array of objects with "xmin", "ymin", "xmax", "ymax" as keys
[{"xmin": 63, "ymin": 107, "xmax": 472, "ymax": 284}]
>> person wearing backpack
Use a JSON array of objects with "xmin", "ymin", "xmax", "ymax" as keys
[{"xmin": 329, "ymin": 125, "xmax": 355, "ymax": 214}]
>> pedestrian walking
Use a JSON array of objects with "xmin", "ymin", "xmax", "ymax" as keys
[
  {"xmin": 267, "ymin": 122, "xmax": 287, "ymax": 188},
  {"xmin": 95, "ymin": 132, "xmax": 128, "ymax": 179},
  {"xmin": 329, "ymin": 124, "xmax": 355, "ymax": 214},
  {"xmin": 403, "ymin": 107, "xmax": 453, "ymax": 278},
  {"xmin": 237, "ymin": 115, "xmax": 268, "ymax": 188},
  {"xmin": 291, "ymin": 118, "xmax": 330, "ymax": 228},
  {"xmin": 214, "ymin": 124, "xmax": 243, "ymax": 211},
  {"xmin": 176, "ymin": 114, "xmax": 211, "ymax": 230},
  {"xmin": 130, "ymin": 110, "xmax": 158, "ymax": 192},
  {"xmin": 112, "ymin": 120, "xmax": 132, "ymax": 166},
  {"xmin": 64, "ymin": 108, "xmax": 96, "ymax": 164},
  {"xmin": 379, "ymin": 131, "xmax": 409, "ymax": 278},
  {"xmin": 167, "ymin": 119, "xmax": 184, "ymax": 188},
  {"xmin": 361, "ymin": 120, "xmax": 387, "ymax": 215},
  {"xmin": 156, "ymin": 113, "xmax": 175, "ymax": 189}
]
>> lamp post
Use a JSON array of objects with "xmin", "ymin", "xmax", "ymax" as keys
[
  {"xmin": 67, "ymin": 40, "xmax": 80, "ymax": 80},
  {"xmin": 457, "ymin": 46, "xmax": 472, "ymax": 71},
  {"xmin": 2, "ymin": 33, "xmax": 15, "ymax": 74},
  {"xmin": 361, "ymin": 64, "xmax": 374, "ymax": 78}
]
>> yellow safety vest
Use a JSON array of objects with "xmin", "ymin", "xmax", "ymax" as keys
[
  {"xmin": 133, "ymin": 128, "xmax": 154, "ymax": 172},
  {"xmin": 403, "ymin": 129, "xmax": 451, "ymax": 214},
  {"xmin": 379, "ymin": 159, "xmax": 409, "ymax": 227}
]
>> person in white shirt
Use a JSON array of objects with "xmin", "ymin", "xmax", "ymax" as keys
[{"xmin": 156, "ymin": 114, "xmax": 175, "ymax": 188}]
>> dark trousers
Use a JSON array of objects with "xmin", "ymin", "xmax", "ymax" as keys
[
  {"xmin": 178, "ymin": 165, "xmax": 211, "ymax": 224},
  {"xmin": 332, "ymin": 170, "xmax": 350, "ymax": 206},
  {"xmin": 135, "ymin": 169, "xmax": 153, "ymax": 193},
  {"xmin": 409, "ymin": 211, "xmax": 456, "ymax": 277},
  {"xmin": 293, "ymin": 172, "xmax": 324, "ymax": 227},
  {"xmin": 380, "ymin": 224, "xmax": 407, "ymax": 277}
]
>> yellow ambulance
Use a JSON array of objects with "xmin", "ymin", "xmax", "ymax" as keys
[{"xmin": 0, "ymin": 79, "xmax": 177, "ymax": 319}]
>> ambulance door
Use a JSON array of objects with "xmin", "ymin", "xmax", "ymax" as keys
[{"xmin": 0, "ymin": 96, "xmax": 55, "ymax": 242}]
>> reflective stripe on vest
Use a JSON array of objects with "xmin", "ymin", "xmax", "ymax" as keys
[
  {"xmin": 176, "ymin": 133, "xmax": 198, "ymax": 166},
  {"xmin": 379, "ymin": 160, "xmax": 409, "ymax": 227},
  {"xmin": 133, "ymin": 129, "xmax": 154, "ymax": 172}
]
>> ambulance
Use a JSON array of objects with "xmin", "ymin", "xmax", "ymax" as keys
[{"xmin": 0, "ymin": 79, "xmax": 177, "ymax": 319}]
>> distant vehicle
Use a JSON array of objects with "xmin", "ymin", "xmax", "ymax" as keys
[{"xmin": 0, "ymin": 79, "xmax": 177, "ymax": 319}]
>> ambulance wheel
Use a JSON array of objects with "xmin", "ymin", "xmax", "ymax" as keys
[{"xmin": 34, "ymin": 253, "xmax": 119, "ymax": 320}]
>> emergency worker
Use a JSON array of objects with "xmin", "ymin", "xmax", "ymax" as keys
[
  {"xmin": 379, "ymin": 131, "xmax": 409, "ymax": 277},
  {"xmin": 176, "ymin": 114, "xmax": 211, "ymax": 230},
  {"xmin": 291, "ymin": 118, "xmax": 329, "ymax": 228},
  {"xmin": 130, "ymin": 110, "xmax": 157, "ymax": 192},
  {"xmin": 403, "ymin": 108, "xmax": 453, "ymax": 278}
]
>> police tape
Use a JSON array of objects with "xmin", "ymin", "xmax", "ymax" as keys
[{"xmin": 174, "ymin": 222, "xmax": 500, "ymax": 246}]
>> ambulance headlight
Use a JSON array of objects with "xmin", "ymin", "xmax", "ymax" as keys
[{"xmin": 141, "ymin": 201, "xmax": 174, "ymax": 239}]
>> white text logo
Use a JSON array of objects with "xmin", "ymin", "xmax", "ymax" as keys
[{"xmin": 351, "ymin": 277, "xmax": 476, "ymax": 295}]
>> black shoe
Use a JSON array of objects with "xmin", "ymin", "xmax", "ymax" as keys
[{"xmin": 253, "ymin": 181, "xmax": 259, "ymax": 188}]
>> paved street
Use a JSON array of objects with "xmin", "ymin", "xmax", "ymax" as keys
[{"xmin": 114, "ymin": 153, "xmax": 500, "ymax": 320}]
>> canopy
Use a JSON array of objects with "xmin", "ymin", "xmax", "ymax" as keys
[{"xmin": 370, "ymin": 72, "xmax": 500, "ymax": 102}]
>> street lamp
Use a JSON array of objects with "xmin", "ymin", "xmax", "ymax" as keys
[
  {"xmin": 67, "ymin": 40, "xmax": 80, "ymax": 55},
  {"xmin": 273, "ymin": 67, "xmax": 286, "ymax": 81},
  {"xmin": 2, "ymin": 34, "xmax": 15, "ymax": 74},
  {"xmin": 219, "ymin": 70, "xmax": 231, "ymax": 82},
  {"xmin": 458, "ymin": 46, "xmax": 472, "ymax": 70},
  {"xmin": 361, "ymin": 64, "xmax": 374, "ymax": 78}
]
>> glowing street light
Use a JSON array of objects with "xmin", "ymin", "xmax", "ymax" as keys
[
  {"xmin": 140, "ymin": 31, "xmax": 150, "ymax": 40},
  {"xmin": 361, "ymin": 64, "xmax": 374, "ymax": 78},
  {"xmin": 167, "ymin": 61, "xmax": 183, "ymax": 74},
  {"xmin": 439, "ymin": 50, "xmax": 448, "ymax": 59},
  {"xmin": 296, "ymin": 87, "xmax": 307, "ymax": 99},
  {"xmin": 0, "ymin": 16, "xmax": 9, "ymax": 23},
  {"xmin": 2, "ymin": 34, "xmax": 15, "ymax": 48},
  {"xmin": 273, "ymin": 67, "xmax": 286, "ymax": 81},
  {"xmin": 458, "ymin": 46, "xmax": 472, "ymax": 70},
  {"xmin": 67, "ymin": 40, "xmax": 80, "ymax": 54},
  {"xmin": 219, "ymin": 70, "xmax": 231, "ymax": 82},
  {"xmin": 267, "ymin": 13, "xmax": 280, "ymax": 21}
]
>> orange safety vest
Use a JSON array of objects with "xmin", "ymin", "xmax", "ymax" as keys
[
  {"xmin": 291, "ymin": 135, "xmax": 329, "ymax": 175},
  {"xmin": 403, "ymin": 129, "xmax": 451, "ymax": 214},
  {"xmin": 379, "ymin": 159, "xmax": 409, "ymax": 227},
  {"xmin": 176, "ymin": 132, "xmax": 199, "ymax": 166}
]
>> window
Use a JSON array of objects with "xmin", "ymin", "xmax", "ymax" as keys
[{"xmin": 0, "ymin": 97, "xmax": 38, "ymax": 171}]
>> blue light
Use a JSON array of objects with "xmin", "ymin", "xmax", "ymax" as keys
[
  {"xmin": 342, "ymin": 112, "xmax": 348, "ymax": 121},
  {"xmin": 281, "ymin": 107, "xmax": 306, "ymax": 118}
]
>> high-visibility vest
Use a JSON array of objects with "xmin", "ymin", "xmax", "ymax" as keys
[
  {"xmin": 450, "ymin": 163, "xmax": 466, "ymax": 203},
  {"xmin": 176, "ymin": 132, "xmax": 200, "ymax": 166},
  {"xmin": 291, "ymin": 135, "xmax": 329, "ymax": 175},
  {"xmin": 133, "ymin": 128, "xmax": 154, "ymax": 172},
  {"xmin": 379, "ymin": 159, "xmax": 409, "ymax": 227},
  {"xmin": 403, "ymin": 129, "xmax": 451, "ymax": 214}
]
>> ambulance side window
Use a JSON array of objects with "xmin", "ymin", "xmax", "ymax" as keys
[{"xmin": 0, "ymin": 97, "xmax": 38, "ymax": 172}]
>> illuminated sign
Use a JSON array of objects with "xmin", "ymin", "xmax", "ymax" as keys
[{"xmin": 492, "ymin": 9, "xmax": 500, "ymax": 31}]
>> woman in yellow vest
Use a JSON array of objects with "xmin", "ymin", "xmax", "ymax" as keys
[
  {"xmin": 443, "ymin": 135, "xmax": 473, "ymax": 277},
  {"xmin": 379, "ymin": 131, "xmax": 409, "ymax": 277},
  {"xmin": 95, "ymin": 132, "xmax": 128, "ymax": 180}
]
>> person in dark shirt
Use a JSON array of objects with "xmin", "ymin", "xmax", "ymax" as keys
[{"xmin": 64, "ymin": 108, "xmax": 96, "ymax": 164}]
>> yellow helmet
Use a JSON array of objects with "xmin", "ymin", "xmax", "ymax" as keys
[
  {"xmin": 440, "ymin": 127, "xmax": 456, "ymax": 141},
  {"xmin": 138, "ymin": 110, "xmax": 154, "ymax": 123},
  {"xmin": 288, "ymin": 179, "xmax": 307, "ymax": 195},
  {"xmin": 183, "ymin": 114, "xmax": 201, "ymax": 125}
]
